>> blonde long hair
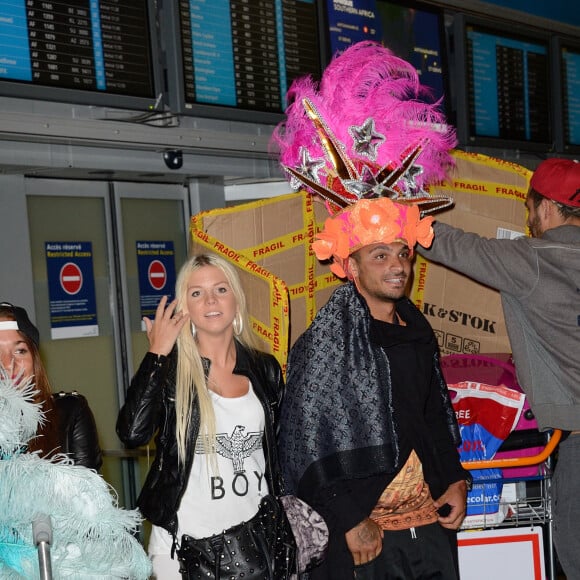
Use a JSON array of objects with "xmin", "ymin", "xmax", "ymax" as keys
[{"xmin": 173, "ymin": 254, "xmax": 260, "ymax": 464}]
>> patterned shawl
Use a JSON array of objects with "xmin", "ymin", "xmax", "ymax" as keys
[{"xmin": 278, "ymin": 282, "xmax": 460, "ymax": 501}]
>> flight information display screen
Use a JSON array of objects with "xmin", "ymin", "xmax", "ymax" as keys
[
  {"xmin": 560, "ymin": 43, "xmax": 580, "ymax": 149},
  {"xmin": 464, "ymin": 23, "xmax": 551, "ymax": 145},
  {"xmin": 176, "ymin": 0, "xmax": 321, "ymax": 116},
  {"xmin": 0, "ymin": 0, "xmax": 157, "ymax": 104},
  {"xmin": 324, "ymin": 0, "xmax": 447, "ymax": 106}
]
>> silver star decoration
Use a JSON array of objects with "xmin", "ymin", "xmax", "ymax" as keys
[
  {"xmin": 397, "ymin": 164, "xmax": 425, "ymax": 197},
  {"xmin": 342, "ymin": 165, "xmax": 384, "ymax": 198},
  {"xmin": 290, "ymin": 146, "xmax": 326, "ymax": 190},
  {"xmin": 341, "ymin": 145, "xmax": 429, "ymax": 201},
  {"xmin": 348, "ymin": 118, "xmax": 385, "ymax": 161}
]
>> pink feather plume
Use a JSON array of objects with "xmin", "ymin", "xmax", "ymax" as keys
[{"xmin": 271, "ymin": 41, "xmax": 457, "ymax": 192}]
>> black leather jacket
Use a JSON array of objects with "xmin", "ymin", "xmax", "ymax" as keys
[
  {"xmin": 116, "ymin": 341, "xmax": 286, "ymax": 539},
  {"xmin": 53, "ymin": 391, "xmax": 102, "ymax": 471}
]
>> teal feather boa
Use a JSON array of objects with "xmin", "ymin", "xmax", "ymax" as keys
[{"xmin": 0, "ymin": 368, "xmax": 152, "ymax": 578}]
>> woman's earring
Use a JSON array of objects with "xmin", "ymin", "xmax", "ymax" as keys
[
  {"xmin": 232, "ymin": 312, "xmax": 243, "ymax": 336},
  {"xmin": 191, "ymin": 322, "xmax": 197, "ymax": 338}
]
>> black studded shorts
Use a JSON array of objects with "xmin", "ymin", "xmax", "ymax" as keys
[{"xmin": 177, "ymin": 495, "xmax": 296, "ymax": 580}]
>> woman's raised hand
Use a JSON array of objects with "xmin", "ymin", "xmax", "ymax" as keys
[{"xmin": 143, "ymin": 296, "xmax": 189, "ymax": 356}]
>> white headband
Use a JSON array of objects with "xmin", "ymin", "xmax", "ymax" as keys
[{"xmin": 0, "ymin": 321, "xmax": 19, "ymax": 331}]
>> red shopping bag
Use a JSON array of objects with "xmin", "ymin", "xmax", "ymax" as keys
[{"xmin": 441, "ymin": 354, "xmax": 547, "ymax": 477}]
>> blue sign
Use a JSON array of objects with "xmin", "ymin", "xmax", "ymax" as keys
[
  {"xmin": 137, "ymin": 241, "xmax": 176, "ymax": 320},
  {"xmin": 45, "ymin": 242, "xmax": 98, "ymax": 339}
]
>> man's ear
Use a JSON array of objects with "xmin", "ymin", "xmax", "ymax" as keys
[
  {"xmin": 348, "ymin": 255, "xmax": 358, "ymax": 277},
  {"xmin": 539, "ymin": 197, "xmax": 552, "ymax": 219},
  {"xmin": 540, "ymin": 197, "xmax": 565, "ymax": 227}
]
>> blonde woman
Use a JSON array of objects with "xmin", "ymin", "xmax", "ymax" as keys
[{"xmin": 117, "ymin": 254, "xmax": 293, "ymax": 579}]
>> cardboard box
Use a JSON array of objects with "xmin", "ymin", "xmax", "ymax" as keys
[
  {"xmin": 190, "ymin": 150, "xmax": 531, "ymax": 368},
  {"xmin": 190, "ymin": 191, "xmax": 341, "ymax": 370},
  {"xmin": 410, "ymin": 150, "xmax": 532, "ymax": 354}
]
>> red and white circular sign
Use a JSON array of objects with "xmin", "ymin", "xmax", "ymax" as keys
[
  {"xmin": 60, "ymin": 262, "xmax": 83, "ymax": 295},
  {"xmin": 148, "ymin": 260, "xmax": 167, "ymax": 291}
]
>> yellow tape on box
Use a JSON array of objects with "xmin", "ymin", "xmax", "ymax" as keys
[{"xmin": 190, "ymin": 191, "xmax": 341, "ymax": 371}]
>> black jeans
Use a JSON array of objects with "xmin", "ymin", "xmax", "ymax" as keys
[{"xmin": 353, "ymin": 523, "xmax": 458, "ymax": 580}]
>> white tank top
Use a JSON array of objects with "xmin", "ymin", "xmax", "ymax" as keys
[{"xmin": 148, "ymin": 381, "xmax": 269, "ymax": 558}]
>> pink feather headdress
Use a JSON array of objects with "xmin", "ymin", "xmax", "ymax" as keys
[{"xmin": 271, "ymin": 41, "xmax": 456, "ymax": 278}]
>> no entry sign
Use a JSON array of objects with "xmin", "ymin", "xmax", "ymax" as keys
[
  {"xmin": 60, "ymin": 262, "xmax": 83, "ymax": 295},
  {"xmin": 148, "ymin": 259, "xmax": 167, "ymax": 291}
]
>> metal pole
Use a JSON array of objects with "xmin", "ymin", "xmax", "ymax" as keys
[{"xmin": 32, "ymin": 514, "xmax": 53, "ymax": 580}]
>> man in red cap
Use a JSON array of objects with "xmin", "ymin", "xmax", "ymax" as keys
[{"xmin": 418, "ymin": 157, "xmax": 580, "ymax": 577}]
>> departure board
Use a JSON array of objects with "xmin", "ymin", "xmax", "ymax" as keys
[
  {"xmin": 174, "ymin": 0, "xmax": 321, "ymax": 118},
  {"xmin": 324, "ymin": 0, "xmax": 448, "ymax": 107},
  {"xmin": 560, "ymin": 43, "xmax": 580, "ymax": 149},
  {"xmin": 463, "ymin": 22, "xmax": 551, "ymax": 146},
  {"xmin": 0, "ymin": 0, "xmax": 158, "ymax": 106}
]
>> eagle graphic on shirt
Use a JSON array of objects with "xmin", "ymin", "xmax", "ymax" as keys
[{"xmin": 195, "ymin": 425, "xmax": 263, "ymax": 473}]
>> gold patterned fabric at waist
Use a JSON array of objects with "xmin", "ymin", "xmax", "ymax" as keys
[{"xmin": 370, "ymin": 449, "xmax": 438, "ymax": 531}]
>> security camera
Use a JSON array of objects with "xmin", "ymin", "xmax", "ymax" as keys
[{"xmin": 163, "ymin": 150, "xmax": 183, "ymax": 170}]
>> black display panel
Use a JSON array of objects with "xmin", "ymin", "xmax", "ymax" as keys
[
  {"xmin": 163, "ymin": 0, "xmax": 322, "ymax": 122},
  {"xmin": 558, "ymin": 40, "xmax": 580, "ymax": 152},
  {"xmin": 454, "ymin": 15, "xmax": 552, "ymax": 151},
  {"xmin": 0, "ymin": 0, "xmax": 161, "ymax": 110},
  {"xmin": 323, "ymin": 0, "xmax": 449, "ymax": 108}
]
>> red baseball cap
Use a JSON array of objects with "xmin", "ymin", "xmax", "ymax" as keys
[{"xmin": 530, "ymin": 158, "xmax": 580, "ymax": 208}]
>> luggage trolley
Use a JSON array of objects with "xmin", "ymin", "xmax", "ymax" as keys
[{"xmin": 459, "ymin": 430, "xmax": 561, "ymax": 580}]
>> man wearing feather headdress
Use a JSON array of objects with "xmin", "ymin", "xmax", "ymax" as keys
[{"xmin": 273, "ymin": 41, "xmax": 471, "ymax": 579}]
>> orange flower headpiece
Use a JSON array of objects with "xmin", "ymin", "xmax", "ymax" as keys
[
  {"xmin": 271, "ymin": 42, "xmax": 456, "ymax": 278},
  {"xmin": 312, "ymin": 198, "xmax": 434, "ymax": 279}
]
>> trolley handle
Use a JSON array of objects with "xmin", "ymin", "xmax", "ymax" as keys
[{"xmin": 460, "ymin": 429, "xmax": 561, "ymax": 470}]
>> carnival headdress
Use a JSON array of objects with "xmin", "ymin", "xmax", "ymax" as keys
[{"xmin": 272, "ymin": 41, "xmax": 456, "ymax": 278}]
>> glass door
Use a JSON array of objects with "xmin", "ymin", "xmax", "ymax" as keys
[{"xmin": 26, "ymin": 179, "xmax": 189, "ymax": 512}]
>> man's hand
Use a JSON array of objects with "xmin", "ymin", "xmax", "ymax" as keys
[
  {"xmin": 434, "ymin": 479, "xmax": 467, "ymax": 530},
  {"xmin": 345, "ymin": 518, "xmax": 384, "ymax": 566}
]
